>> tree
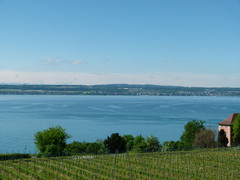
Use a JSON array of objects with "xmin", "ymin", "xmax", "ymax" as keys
[
  {"xmin": 104, "ymin": 133, "xmax": 126, "ymax": 153},
  {"xmin": 34, "ymin": 126, "xmax": 71, "ymax": 157},
  {"xmin": 218, "ymin": 129, "xmax": 228, "ymax": 147},
  {"xmin": 64, "ymin": 141, "xmax": 88, "ymax": 155},
  {"xmin": 64, "ymin": 140, "xmax": 106, "ymax": 155},
  {"xmin": 162, "ymin": 141, "xmax": 184, "ymax": 152},
  {"xmin": 146, "ymin": 136, "xmax": 161, "ymax": 152},
  {"xmin": 123, "ymin": 134, "xmax": 134, "ymax": 151},
  {"xmin": 132, "ymin": 135, "xmax": 147, "ymax": 153},
  {"xmin": 233, "ymin": 114, "xmax": 240, "ymax": 146},
  {"xmin": 193, "ymin": 129, "xmax": 216, "ymax": 148},
  {"xmin": 180, "ymin": 120, "xmax": 205, "ymax": 149},
  {"xmin": 86, "ymin": 142, "xmax": 106, "ymax": 155}
]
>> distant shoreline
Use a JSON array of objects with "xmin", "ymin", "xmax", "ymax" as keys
[{"xmin": 0, "ymin": 84, "xmax": 240, "ymax": 96}]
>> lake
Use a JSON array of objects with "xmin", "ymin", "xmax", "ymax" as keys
[{"xmin": 0, "ymin": 95, "xmax": 239, "ymax": 153}]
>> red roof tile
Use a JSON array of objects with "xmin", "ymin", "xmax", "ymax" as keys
[{"xmin": 218, "ymin": 113, "xmax": 240, "ymax": 126}]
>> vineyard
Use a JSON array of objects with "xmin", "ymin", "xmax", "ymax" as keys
[{"xmin": 0, "ymin": 148, "xmax": 240, "ymax": 179}]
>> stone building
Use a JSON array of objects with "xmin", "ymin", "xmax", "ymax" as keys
[{"xmin": 218, "ymin": 113, "xmax": 239, "ymax": 146}]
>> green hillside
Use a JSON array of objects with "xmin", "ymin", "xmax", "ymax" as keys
[
  {"xmin": 0, "ymin": 148, "xmax": 239, "ymax": 179},
  {"xmin": 0, "ymin": 84, "xmax": 240, "ymax": 96}
]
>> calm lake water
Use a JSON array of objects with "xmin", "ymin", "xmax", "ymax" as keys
[{"xmin": 0, "ymin": 95, "xmax": 239, "ymax": 153}]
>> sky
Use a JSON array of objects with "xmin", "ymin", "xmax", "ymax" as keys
[{"xmin": 0, "ymin": 0, "xmax": 239, "ymax": 87}]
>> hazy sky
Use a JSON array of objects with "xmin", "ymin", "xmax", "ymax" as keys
[{"xmin": 0, "ymin": 0, "xmax": 239, "ymax": 87}]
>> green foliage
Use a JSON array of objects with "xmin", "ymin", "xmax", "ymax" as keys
[
  {"xmin": 233, "ymin": 114, "xmax": 240, "ymax": 146},
  {"xmin": 34, "ymin": 126, "xmax": 71, "ymax": 157},
  {"xmin": 180, "ymin": 120, "xmax": 205, "ymax": 149},
  {"xmin": 146, "ymin": 136, "xmax": 161, "ymax": 152},
  {"xmin": 218, "ymin": 129, "xmax": 228, "ymax": 147},
  {"xmin": 86, "ymin": 142, "xmax": 106, "ymax": 154},
  {"xmin": 104, "ymin": 133, "xmax": 126, "ymax": 153},
  {"xmin": 65, "ymin": 140, "xmax": 106, "ymax": 155},
  {"xmin": 0, "ymin": 154, "xmax": 31, "ymax": 161},
  {"xmin": 132, "ymin": 135, "xmax": 147, "ymax": 153},
  {"xmin": 122, "ymin": 134, "xmax": 134, "ymax": 151},
  {"xmin": 64, "ymin": 141, "xmax": 88, "ymax": 155},
  {"xmin": 193, "ymin": 129, "xmax": 217, "ymax": 148},
  {"xmin": 66, "ymin": 135, "xmax": 160, "ymax": 155},
  {"xmin": 162, "ymin": 141, "xmax": 184, "ymax": 152}
]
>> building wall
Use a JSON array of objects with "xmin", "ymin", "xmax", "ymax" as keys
[{"xmin": 218, "ymin": 125, "xmax": 232, "ymax": 146}]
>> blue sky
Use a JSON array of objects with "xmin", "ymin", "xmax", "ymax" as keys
[{"xmin": 0, "ymin": 0, "xmax": 239, "ymax": 87}]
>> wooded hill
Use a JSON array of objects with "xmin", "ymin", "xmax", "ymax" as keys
[{"xmin": 0, "ymin": 84, "xmax": 240, "ymax": 96}]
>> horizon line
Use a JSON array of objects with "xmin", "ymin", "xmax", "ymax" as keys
[{"xmin": 0, "ymin": 83, "xmax": 239, "ymax": 89}]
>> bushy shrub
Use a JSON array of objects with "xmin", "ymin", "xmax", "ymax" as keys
[
  {"xmin": 233, "ymin": 114, "xmax": 240, "ymax": 146},
  {"xmin": 34, "ymin": 126, "xmax": 71, "ymax": 157},
  {"xmin": 0, "ymin": 153, "xmax": 31, "ymax": 161},
  {"xmin": 162, "ymin": 141, "xmax": 184, "ymax": 152},
  {"xmin": 104, "ymin": 133, "xmax": 126, "ymax": 153},
  {"xmin": 65, "ymin": 141, "xmax": 106, "ymax": 155},
  {"xmin": 146, "ymin": 136, "xmax": 161, "ymax": 152},
  {"xmin": 123, "ymin": 134, "xmax": 134, "ymax": 151},
  {"xmin": 180, "ymin": 120, "xmax": 205, "ymax": 150},
  {"xmin": 132, "ymin": 135, "xmax": 147, "ymax": 153},
  {"xmin": 193, "ymin": 129, "xmax": 217, "ymax": 148},
  {"xmin": 218, "ymin": 129, "xmax": 228, "ymax": 147}
]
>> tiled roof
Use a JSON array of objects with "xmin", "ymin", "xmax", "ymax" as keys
[{"xmin": 218, "ymin": 113, "xmax": 240, "ymax": 126}]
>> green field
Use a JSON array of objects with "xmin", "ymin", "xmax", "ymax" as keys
[{"xmin": 0, "ymin": 148, "xmax": 240, "ymax": 180}]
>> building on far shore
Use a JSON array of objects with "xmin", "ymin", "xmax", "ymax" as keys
[{"xmin": 218, "ymin": 113, "xmax": 239, "ymax": 146}]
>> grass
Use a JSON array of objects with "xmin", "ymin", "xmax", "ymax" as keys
[{"xmin": 0, "ymin": 147, "xmax": 240, "ymax": 179}]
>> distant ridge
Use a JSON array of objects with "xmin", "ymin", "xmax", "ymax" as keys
[{"xmin": 0, "ymin": 84, "xmax": 240, "ymax": 96}]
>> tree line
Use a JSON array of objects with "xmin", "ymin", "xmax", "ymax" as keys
[
  {"xmin": 34, "ymin": 119, "xmax": 230, "ymax": 157},
  {"xmin": 1, "ymin": 84, "xmax": 240, "ymax": 96}
]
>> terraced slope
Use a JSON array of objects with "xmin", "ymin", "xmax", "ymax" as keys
[{"xmin": 0, "ymin": 148, "xmax": 239, "ymax": 179}]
